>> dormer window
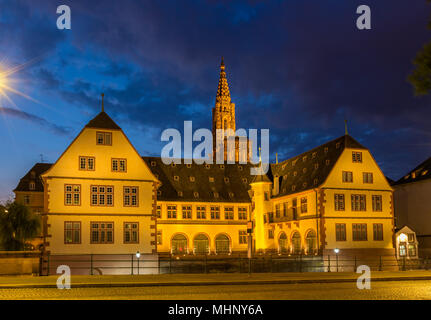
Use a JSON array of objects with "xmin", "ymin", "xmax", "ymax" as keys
[
  {"xmin": 209, "ymin": 177, "xmax": 214, "ymax": 183},
  {"xmin": 229, "ymin": 192, "xmax": 234, "ymax": 198},
  {"xmin": 303, "ymin": 168, "xmax": 307, "ymax": 173},
  {"xmin": 336, "ymin": 142, "xmax": 340, "ymax": 149},
  {"xmin": 205, "ymin": 164, "xmax": 211, "ymax": 169},
  {"xmin": 242, "ymin": 178, "xmax": 247, "ymax": 183},
  {"xmin": 194, "ymin": 192, "xmax": 199, "ymax": 198},
  {"xmin": 186, "ymin": 164, "xmax": 192, "ymax": 168},
  {"xmin": 326, "ymin": 159, "xmax": 330, "ymax": 165},
  {"xmin": 178, "ymin": 191, "xmax": 183, "ymax": 197},
  {"xmin": 96, "ymin": 131, "xmax": 112, "ymax": 146},
  {"xmin": 314, "ymin": 178, "xmax": 318, "ymax": 185},
  {"xmin": 190, "ymin": 176, "xmax": 195, "ymax": 182},
  {"xmin": 171, "ymin": 163, "xmax": 176, "ymax": 167},
  {"xmin": 151, "ymin": 161, "xmax": 156, "ymax": 167},
  {"xmin": 29, "ymin": 182, "xmax": 35, "ymax": 190},
  {"xmin": 314, "ymin": 163, "xmax": 319, "ymax": 169},
  {"xmin": 312, "ymin": 152, "xmax": 317, "ymax": 159},
  {"xmin": 112, "ymin": 158, "xmax": 127, "ymax": 172},
  {"xmin": 174, "ymin": 175, "xmax": 179, "ymax": 181},
  {"xmin": 219, "ymin": 164, "xmax": 225, "ymax": 169},
  {"xmin": 324, "ymin": 147, "xmax": 328, "ymax": 154},
  {"xmin": 302, "ymin": 156, "xmax": 307, "ymax": 162},
  {"xmin": 213, "ymin": 192, "xmax": 219, "ymax": 199},
  {"xmin": 238, "ymin": 166, "xmax": 243, "ymax": 171},
  {"xmin": 224, "ymin": 177, "xmax": 229, "ymax": 183}
]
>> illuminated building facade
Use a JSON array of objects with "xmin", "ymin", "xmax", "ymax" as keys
[{"xmin": 13, "ymin": 60, "xmax": 395, "ymax": 259}]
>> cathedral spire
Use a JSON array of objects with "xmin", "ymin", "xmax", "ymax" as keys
[{"xmin": 216, "ymin": 56, "xmax": 231, "ymax": 103}]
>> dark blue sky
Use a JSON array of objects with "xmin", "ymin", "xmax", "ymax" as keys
[{"xmin": 0, "ymin": 0, "xmax": 430, "ymax": 201}]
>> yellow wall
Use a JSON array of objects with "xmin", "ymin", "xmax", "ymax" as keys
[
  {"xmin": 41, "ymin": 127, "xmax": 158, "ymax": 255},
  {"xmin": 157, "ymin": 200, "xmax": 249, "ymax": 253}
]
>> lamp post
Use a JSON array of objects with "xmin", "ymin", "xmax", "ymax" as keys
[
  {"xmin": 334, "ymin": 248, "xmax": 339, "ymax": 272},
  {"xmin": 136, "ymin": 251, "xmax": 141, "ymax": 275}
]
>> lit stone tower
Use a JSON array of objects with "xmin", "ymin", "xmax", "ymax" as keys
[{"xmin": 212, "ymin": 58, "xmax": 250, "ymax": 163}]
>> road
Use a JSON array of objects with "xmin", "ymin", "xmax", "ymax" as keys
[{"xmin": 1, "ymin": 280, "xmax": 431, "ymax": 299}]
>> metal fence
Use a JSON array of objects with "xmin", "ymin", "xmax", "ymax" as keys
[{"xmin": 39, "ymin": 253, "xmax": 431, "ymax": 276}]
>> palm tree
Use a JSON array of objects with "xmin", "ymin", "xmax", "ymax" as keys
[{"xmin": 0, "ymin": 202, "xmax": 41, "ymax": 251}]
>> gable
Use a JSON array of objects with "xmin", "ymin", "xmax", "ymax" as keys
[
  {"xmin": 42, "ymin": 127, "xmax": 156, "ymax": 182},
  {"xmin": 322, "ymin": 146, "xmax": 392, "ymax": 191}
]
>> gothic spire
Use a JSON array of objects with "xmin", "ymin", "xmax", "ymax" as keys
[{"xmin": 216, "ymin": 57, "xmax": 231, "ymax": 102}]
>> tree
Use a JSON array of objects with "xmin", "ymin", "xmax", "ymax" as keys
[
  {"xmin": 0, "ymin": 202, "xmax": 41, "ymax": 251},
  {"xmin": 408, "ymin": 0, "xmax": 431, "ymax": 95}
]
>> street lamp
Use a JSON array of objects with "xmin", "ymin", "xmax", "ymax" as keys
[
  {"xmin": 136, "ymin": 251, "xmax": 140, "ymax": 275},
  {"xmin": 334, "ymin": 248, "xmax": 339, "ymax": 272}
]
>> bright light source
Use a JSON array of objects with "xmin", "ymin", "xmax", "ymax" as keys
[
  {"xmin": 398, "ymin": 233, "xmax": 408, "ymax": 242},
  {"xmin": 334, "ymin": 248, "xmax": 340, "ymax": 254},
  {"xmin": 136, "ymin": 251, "xmax": 140, "ymax": 259}
]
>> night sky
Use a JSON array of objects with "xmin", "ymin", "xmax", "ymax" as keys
[{"xmin": 0, "ymin": 0, "xmax": 430, "ymax": 201}]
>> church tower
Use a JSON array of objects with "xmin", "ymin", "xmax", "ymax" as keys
[
  {"xmin": 212, "ymin": 58, "xmax": 250, "ymax": 163},
  {"xmin": 212, "ymin": 57, "xmax": 236, "ymax": 135}
]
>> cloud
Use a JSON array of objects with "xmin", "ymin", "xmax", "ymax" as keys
[{"xmin": 0, "ymin": 107, "xmax": 71, "ymax": 135}]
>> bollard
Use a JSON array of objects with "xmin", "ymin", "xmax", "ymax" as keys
[{"xmin": 131, "ymin": 254, "xmax": 134, "ymax": 275}]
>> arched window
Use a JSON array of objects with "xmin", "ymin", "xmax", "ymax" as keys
[
  {"xmin": 171, "ymin": 234, "xmax": 187, "ymax": 254},
  {"xmin": 194, "ymin": 234, "xmax": 209, "ymax": 255},
  {"xmin": 215, "ymin": 234, "xmax": 230, "ymax": 254},
  {"xmin": 305, "ymin": 230, "xmax": 317, "ymax": 255},
  {"xmin": 223, "ymin": 119, "xmax": 227, "ymax": 130},
  {"xmin": 278, "ymin": 232, "xmax": 288, "ymax": 253},
  {"xmin": 291, "ymin": 231, "xmax": 301, "ymax": 255}
]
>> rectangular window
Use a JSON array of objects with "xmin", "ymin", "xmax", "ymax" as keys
[
  {"xmin": 224, "ymin": 207, "xmax": 234, "ymax": 220},
  {"xmin": 239, "ymin": 230, "xmax": 247, "ymax": 244},
  {"xmin": 336, "ymin": 223, "xmax": 346, "ymax": 241},
  {"xmin": 342, "ymin": 171, "xmax": 353, "ymax": 182},
  {"xmin": 372, "ymin": 195, "xmax": 382, "ymax": 211},
  {"xmin": 363, "ymin": 172, "xmax": 373, "ymax": 184},
  {"xmin": 211, "ymin": 206, "xmax": 220, "ymax": 220},
  {"xmin": 182, "ymin": 205, "xmax": 192, "ymax": 219},
  {"xmin": 65, "ymin": 184, "xmax": 81, "ymax": 206},
  {"xmin": 352, "ymin": 223, "xmax": 367, "ymax": 241},
  {"xmin": 197, "ymin": 206, "xmax": 206, "ymax": 219},
  {"xmin": 268, "ymin": 229, "xmax": 274, "ymax": 239},
  {"xmin": 90, "ymin": 222, "xmax": 114, "ymax": 244},
  {"xmin": 283, "ymin": 202, "xmax": 288, "ymax": 217},
  {"xmin": 275, "ymin": 204, "xmax": 280, "ymax": 218},
  {"xmin": 352, "ymin": 151, "xmax": 362, "ymax": 163},
  {"xmin": 124, "ymin": 186, "xmax": 138, "ymax": 207},
  {"xmin": 79, "ymin": 156, "xmax": 95, "ymax": 171},
  {"xmin": 157, "ymin": 230, "xmax": 162, "ymax": 245},
  {"xmin": 24, "ymin": 195, "xmax": 30, "ymax": 205},
  {"xmin": 124, "ymin": 222, "xmax": 139, "ymax": 244},
  {"xmin": 301, "ymin": 197, "xmax": 307, "ymax": 213},
  {"xmin": 91, "ymin": 185, "xmax": 114, "ymax": 206},
  {"xmin": 351, "ymin": 194, "xmax": 366, "ymax": 211},
  {"xmin": 292, "ymin": 199, "xmax": 297, "ymax": 220},
  {"xmin": 238, "ymin": 207, "xmax": 247, "ymax": 220},
  {"xmin": 112, "ymin": 158, "xmax": 127, "ymax": 172},
  {"xmin": 167, "ymin": 205, "xmax": 177, "ymax": 219},
  {"xmin": 96, "ymin": 131, "xmax": 112, "ymax": 146},
  {"xmin": 373, "ymin": 223, "xmax": 383, "ymax": 241},
  {"xmin": 156, "ymin": 205, "xmax": 161, "ymax": 218},
  {"xmin": 334, "ymin": 194, "xmax": 345, "ymax": 211},
  {"xmin": 64, "ymin": 221, "xmax": 81, "ymax": 244}
]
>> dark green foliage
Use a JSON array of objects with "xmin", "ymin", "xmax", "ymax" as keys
[
  {"xmin": 408, "ymin": 0, "xmax": 431, "ymax": 95},
  {"xmin": 0, "ymin": 202, "xmax": 41, "ymax": 251}
]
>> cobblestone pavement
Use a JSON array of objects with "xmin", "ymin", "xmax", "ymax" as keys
[{"xmin": 1, "ymin": 280, "xmax": 431, "ymax": 299}]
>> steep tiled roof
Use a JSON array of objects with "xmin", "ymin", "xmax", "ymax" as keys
[
  {"xmin": 14, "ymin": 163, "xmax": 52, "ymax": 192},
  {"xmin": 270, "ymin": 135, "xmax": 367, "ymax": 198},
  {"xmin": 143, "ymin": 157, "xmax": 253, "ymax": 203},
  {"xmin": 85, "ymin": 111, "xmax": 121, "ymax": 130},
  {"xmin": 393, "ymin": 156, "xmax": 431, "ymax": 186}
]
